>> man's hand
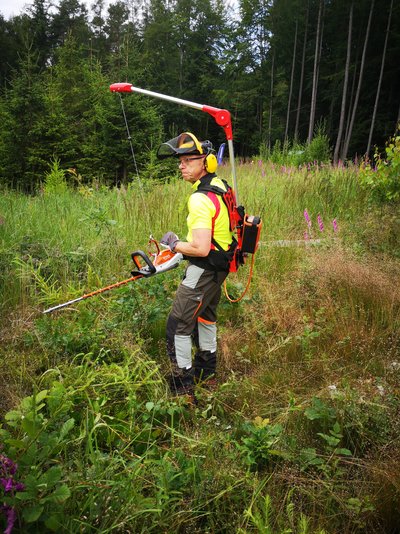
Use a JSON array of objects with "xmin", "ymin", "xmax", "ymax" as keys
[{"xmin": 160, "ymin": 231, "xmax": 180, "ymax": 252}]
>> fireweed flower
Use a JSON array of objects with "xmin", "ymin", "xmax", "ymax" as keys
[
  {"xmin": 0, "ymin": 457, "xmax": 16, "ymax": 477},
  {"xmin": 304, "ymin": 209, "xmax": 311, "ymax": 227},
  {"xmin": 317, "ymin": 214, "xmax": 324, "ymax": 232},
  {"xmin": 1, "ymin": 506, "xmax": 16, "ymax": 534},
  {"xmin": 332, "ymin": 219, "xmax": 338, "ymax": 233},
  {"xmin": 1, "ymin": 478, "xmax": 13, "ymax": 492},
  {"xmin": 1, "ymin": 454, "xmax": 24, "ymax": 534}
]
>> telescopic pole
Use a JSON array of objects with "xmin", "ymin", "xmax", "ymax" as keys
[
  {"xmin": 42, "ymin": 275, "xmax": 142, "ymax": 314},
  {"xmin": 109, "ymin": 83, "xmax": 240, "ymax": 205}
]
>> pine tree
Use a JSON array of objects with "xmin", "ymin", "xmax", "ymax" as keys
[{"xmin": 0, "ymin": 46, "xmax": 46, "ymax": 190}]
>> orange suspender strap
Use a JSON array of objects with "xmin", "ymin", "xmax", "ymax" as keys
[{"xmin": 206, "ymin": 192, "xmax": 220, "ymax": 251}]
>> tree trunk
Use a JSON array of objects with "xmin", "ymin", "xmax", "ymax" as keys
[
  {"xmin": 316, "ymin": 13, "xmax": 324, "ymax": 91},
  {"xmin": 268, "ymin": 51, "xmax": 275, "ymax": 149},
  {"xmin": 307, "ymin": 0, "xmax": 323, "ymax": 143},
  {"xmin": 344, "ymin": 34, "xmax": 361, "ymax": 144},
  {"xmin": 284, "ymin": 20, "xmax": 298, "ymax": 142},
  {"xmin": 366, "ymin": 0, "xmax": 393, "ymax": 156},
  {"xmin": 334, "ymin": 3, "xmax": 353, "ymax": 165},
  {"xmin": 341, "ymin": 0, "xmax": 374, "ymax": 161},
  {"xmin": 294, "ymin": 0, "xmax": 309, "ymax": 141}
]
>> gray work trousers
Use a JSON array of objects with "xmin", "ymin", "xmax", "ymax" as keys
[{"xmin": 166, "ymin": 263, "xmax": 228, "ymax": 380}]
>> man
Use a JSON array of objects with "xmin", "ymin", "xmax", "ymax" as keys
[{"xmin": 157, "ymin": 132, "xmax": 235, "ymax": 396}]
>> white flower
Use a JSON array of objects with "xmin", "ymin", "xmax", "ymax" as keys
[{"xmin": 377, "ymin": 385, "xmax": 385, "ymax": 396}]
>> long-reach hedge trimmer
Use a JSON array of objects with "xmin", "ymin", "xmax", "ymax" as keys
[
  {"xmin": 43, "ymin": 240, "xmax": 183, "ymax": 314},
  {"xmin": 43, "ymin": 83, "xmax": 261, "ymax": 314}
]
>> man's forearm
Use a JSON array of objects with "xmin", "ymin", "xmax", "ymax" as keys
[{"xmin": 174, "ymin": 240, "xmax": 209, "ymax": 257}]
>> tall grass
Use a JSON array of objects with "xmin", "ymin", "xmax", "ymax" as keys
[
  {"xmin": 0, "ymin": 160, "xmax": 363, "ymax": 313},
  {"xmin": 1, "ymin": 161, "xmax": 400, "ymax": 533}
]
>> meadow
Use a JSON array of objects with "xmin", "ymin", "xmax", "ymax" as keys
[{"xmin": 0, "ymin": 157, "xmax": 399, "ymax": 533}]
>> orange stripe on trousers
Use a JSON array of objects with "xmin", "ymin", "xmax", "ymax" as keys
[{"xmin": 198, "ymin": 316, "xmax": 216, "ymax": 325}]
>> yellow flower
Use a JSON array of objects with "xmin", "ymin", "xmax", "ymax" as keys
[{"xmin": 253, "ymin": 416, "xmax": 270, "ymax": 428}]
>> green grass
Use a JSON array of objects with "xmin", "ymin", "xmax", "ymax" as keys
[{"xmin": 1, "ymin": 161, "xmax": 400, "ymax": 533}]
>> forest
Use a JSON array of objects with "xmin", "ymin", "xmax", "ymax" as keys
[{"xmin": 0, "ymin": 0, "xmax": 399, "ymax": 190}]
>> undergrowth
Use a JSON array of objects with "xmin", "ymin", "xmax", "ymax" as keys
[{"xmin": 1, "ymin": 158, "xmax": 400, "ymax": 533}]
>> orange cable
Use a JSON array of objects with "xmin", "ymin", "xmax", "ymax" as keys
[{"xmin": 223, "ymin": 253, "xmax": 256, "ymax": 303}]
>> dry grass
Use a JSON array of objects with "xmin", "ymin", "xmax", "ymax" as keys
[
  {"xmin": 216, "ymin": 243, "xmax": 400, "ymax": 426},
  {"xmin": 309, "ymin": 247, "xmax": 400, "ymax": 309}
]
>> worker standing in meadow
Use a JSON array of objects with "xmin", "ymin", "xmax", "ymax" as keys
[{"xmin": 158, "ymin": 132, "xmax": 235, "ymax": 397}]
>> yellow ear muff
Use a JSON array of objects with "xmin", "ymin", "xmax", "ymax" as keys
[
  {"xmin": 181, "ymin": 132, "xmax": 218, "ymax": 173},
  {"xmin": 205, "ymin": 153, "xmax": 218, "ymax": 173}
]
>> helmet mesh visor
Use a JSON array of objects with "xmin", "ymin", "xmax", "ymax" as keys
[{"xmin": 157, "ymin": 133, "xmax": 202, "ymax": 158}]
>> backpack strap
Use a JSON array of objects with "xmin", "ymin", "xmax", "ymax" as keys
[
  {"xmin": 205, "ymin": 191, "xmax": 220, "ymax": 250},
  {"xmin": 192, "ymin": 174, "xmax": 236, "ymax": 265}
]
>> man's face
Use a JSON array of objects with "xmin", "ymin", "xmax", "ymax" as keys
[{"xmin": 178, "ymin": 155, "xmax": 207, "ymax": 184}]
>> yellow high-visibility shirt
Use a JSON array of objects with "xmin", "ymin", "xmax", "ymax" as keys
[{"xmin": 186, "ymin": 176, "xmax": 233, "ymax": 251}]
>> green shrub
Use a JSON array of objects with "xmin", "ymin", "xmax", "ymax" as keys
[
  {"xmin": 43, "ymin": 158, "xmax": 68, "ymax": 196},
  {"xmin": 259, "ymin": 128, "xmax": 331, "ymax": 166},
  {"xmin": 0, "ymin": 389, "xmax": 74, "ymax": 531},
  {"xmin": 304, "ymin": 126, "xmax": 331, "ymax": 164},
  {"xmin": 236, "ymin": 417, "xmax": 287, "ymax": 470},
  {"xmin": 0, "ymin": 355, "xmax": 192, "ymax": 531},
  {"xmin": 359, "ymin": 130, "xmax": 400, "ymax": 203}
]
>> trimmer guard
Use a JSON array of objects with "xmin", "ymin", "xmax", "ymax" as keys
[{"xmin": 131, "ymin": 249, "xmax": 183, "ymax": 277}]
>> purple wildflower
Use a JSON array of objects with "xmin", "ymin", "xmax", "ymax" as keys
[
  {"xmin": 1, "ymin": 455, "xmax": 24, "ymax": 534},
  {"xmin": 1, "ymin": 478, "xmax": 13, "ymax": 492},
  {"xmin": 0, "ymin": 457, "xmax": 17, "ymax": 477},
  {"xmin": 332, "ymin": 219, "xmax": 338, "ymax": 233},
  {"xmin": 317, "ymin": 214, "xmax": 324, "ymax": 232},
  {"xmin": 304, "ymin": 209, "xmax": 311, "ymax": 226},
  {"xmin": 1, "ymin": 505, "xmax": 16, "ymax": 534}
]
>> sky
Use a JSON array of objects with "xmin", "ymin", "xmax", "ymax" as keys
[
  {"xmin": 0, "ymin": 0, "xmax": 27, "ymax": 19},
  {"xmin": 0, "ymin": 0, "xmax": 239, "ymax": 20},
  {"xmin": 0, "ymin": 0, "xmax": 93, "ymax": 19}
]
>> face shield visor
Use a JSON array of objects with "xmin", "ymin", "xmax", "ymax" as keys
[{"xmin": 157, "ymin": 132, "xmax": 204, "ymax": 159}]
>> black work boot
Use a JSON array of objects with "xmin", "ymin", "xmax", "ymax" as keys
[
  {"xmin": 193, "ymin": 350, "xmax": 217, "ymax": 388},
  {"xmin": 168, "ymin": 365, "xmax": 196, "ymax": 403}
]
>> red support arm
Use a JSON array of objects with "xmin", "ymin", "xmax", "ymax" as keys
[
  {"xmin": 202, "ymin": 105, "xmax": 233, "ymax": 141},
  {"xmin": 110, "ymin": 83, "xmax": 134, "ymax": 93},
  {"xmin": 110, "ymin": 83, "xmax": 233, "ymax": 141}
]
